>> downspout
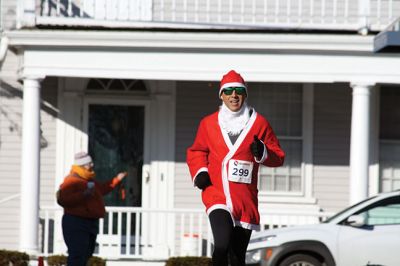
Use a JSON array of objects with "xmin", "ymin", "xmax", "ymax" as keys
[
  {"xmin": 0, "ymin": 0, "xmax": 9, "ymax": 62},
  {"xmin": 0, "ymin": 35, "xmax": 9, "ymax": 62}
]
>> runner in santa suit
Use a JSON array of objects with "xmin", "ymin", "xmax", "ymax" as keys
[{"xmin": 187, "ymin": 70, "xmax": 285, "ymax": 266}]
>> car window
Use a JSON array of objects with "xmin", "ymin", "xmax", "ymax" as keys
[
  {"xmin": 324, "ymin": 196, "xmax": 377, "ymax": 223},
  {"xmin": 355, "ymin": 196, "xmax": 400, "ymax": 226}
]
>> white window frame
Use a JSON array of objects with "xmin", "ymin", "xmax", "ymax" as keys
[{"xmin": 258, "ymin": 83, "xmax": 315, "ymax": 204}]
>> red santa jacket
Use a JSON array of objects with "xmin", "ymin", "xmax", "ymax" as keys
[{"xmin": 187, "ymin": 109, "xmax": 285, "ymax": 230}]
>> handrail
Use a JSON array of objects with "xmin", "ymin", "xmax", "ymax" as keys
[
  {"xmin": 0, "ymin": 193, "xmax": 20, "ymax": 205},
  {"xmin": 42, "ymin": 205, "xmax": 333, "ymax": 216},
  {"xmin": 33, "ymin": 0, "xmax": 400, "ymax": 32},
  {"xmin": 380, "ymin": 16, "xmax": 400, "ymax": 33}
]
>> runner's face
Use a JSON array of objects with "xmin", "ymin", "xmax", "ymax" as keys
[{"xmin": 220, "ymin": 89, "xmax": 247, "ymax": 112}]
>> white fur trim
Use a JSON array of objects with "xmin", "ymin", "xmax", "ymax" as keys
[
  {"xmin": 207, "ymin": 205, "xmax": 236, "ymax": 226},
  {"xmin": 254, "ymin": 140, "xmax": 268, "ymax": 164},
  {"xmin": 219, "ymin": 102, "xmax": 251, "ymax": 136},
  {"xmin": 207, "ymin": 204, "xmax": 231, "ymax": 216},
  {"xmin": 207, "ymin": 205, "xmax": 260, "ymax": 231},
  {"xmin": 193, "ymin": 167, "xmax": 208, "ymax": 187},
  {"xmin": 234, "ymin": 220, "xmax": 260, "ymax": 231},
  {"xmin": 218, "ymin": 110, "xmax": 258, "ymax": 213}
]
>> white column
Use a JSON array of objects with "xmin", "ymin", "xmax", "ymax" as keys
[
  {"xmin": 349, "ymin": 82, "xmax": 373, "ymax": 205},
  {"xmin": 19, "ymin": 78, "xmax": 41, "ymax": 254}
]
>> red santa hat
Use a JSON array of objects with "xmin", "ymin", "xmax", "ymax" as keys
[{"xmin": 219, "ymin": 70, "xmax": 247, "ymax": 96}]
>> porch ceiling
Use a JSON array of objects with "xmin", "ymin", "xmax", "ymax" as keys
[{"xmin": 5, "ymin": 30, "xmax": 400, "ymax": 84}]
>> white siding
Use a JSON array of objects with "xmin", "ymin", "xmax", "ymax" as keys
[
  {"xmin": 40, "ymin": 77, "xmax": 58, "ymax": 207},
  {"xmin": 0, "ymin": 74, "xmax": 58, "ymax": 250},
  {"xmin": 174, "ymin": 81, "xmax": 219, "ymax": 208},
  {"xmin": 0, "ymin": 49, "xmax": 19, "ymax": 78},
  {"xmin": 0, "ymin": 74, "xmax": 22, "ymax": 250},
  {"xmin": 313, "ymin": 83, "xmax": 352, "ymax": 212},
  {"xmin": 1, "ymin": 0, "xmax": 17, "ymax": 30},
  {"xmin": 0, "ymin": 45, "xmax": 23, "ymax": 249}
]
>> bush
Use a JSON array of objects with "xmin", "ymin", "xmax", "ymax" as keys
[
  {"xmin": 47, "ymin": 254, "xmax": 106, "ymax": 266},
  {"xmin": 47, "ymin": 255, "xmax": 67, "ymax": 266},
  {"xmin": 165, "ymin": 256, "xmax": 212, "ymax": 266},
  {"xmin": 0, "ymin": 249, "xmax": 30, "ymax": 266},
  {"xmin": 88, "ymin": 256, "xmax": 106, "ymax": 266}
]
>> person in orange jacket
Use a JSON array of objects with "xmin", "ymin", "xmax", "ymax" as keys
[{"xmin": 57, "ymin": 151, "xmax": 127, "ymax": 266}]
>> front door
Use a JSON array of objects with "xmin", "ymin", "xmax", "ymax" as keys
[{"xmin": 88, "ymin": 104, "xmax": 145, "ymax": 207}]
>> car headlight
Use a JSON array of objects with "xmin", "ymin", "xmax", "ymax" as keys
[
  {"xmin": 246, "ymin": 235, "xmax": 276, "ymax": 265},
  {"xmin": 245, "ymin": 249, "xmax": 262, "ymax": 264},
  {"xmin": 249, "ymin": 234, "xmax": 276, "ymax": 243}
]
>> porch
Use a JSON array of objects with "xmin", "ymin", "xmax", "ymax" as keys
[
  {"xmin": 19, "ymin": 0, "xmax": 400, "ymax": 32},
  {"xmin": 39, "ymin": 206, "xmax": 333, "ymax": 263},
  {"xmin": 5, "ymin": 26, "xmax": 400, "ymax": 256}
]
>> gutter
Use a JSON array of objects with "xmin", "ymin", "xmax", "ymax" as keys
[{"xmin": 6, "ymin": 29, "xmax": 374, "ymax": 52}]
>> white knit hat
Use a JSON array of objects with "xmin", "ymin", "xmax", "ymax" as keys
[{"xmin": 74, "ymin": 152, "xmax": 93, "ymax": 166}]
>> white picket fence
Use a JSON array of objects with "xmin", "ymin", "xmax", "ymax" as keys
[{"xmin": 39, "ymin": 206, "xmax": 334, "ymax": 261}]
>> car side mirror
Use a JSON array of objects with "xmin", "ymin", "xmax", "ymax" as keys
[{"xmin": 346, "ymin": 214, "xmax": 366, "ymax": 227}]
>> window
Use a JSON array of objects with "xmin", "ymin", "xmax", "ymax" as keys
[
  {"xmin": 355, "ymin": 196, "xmax": 400, "ymax": 226},
  {"xmin": 248, "ymin": 83, "xmax": 305, "ymax": 195},
  {"xmin": 379, "ymin": 86, "xmax": 400, "ymax": 192},
  {"xmin": 86, "ymin": 79, "xmax": 147, "ymax": 92}
]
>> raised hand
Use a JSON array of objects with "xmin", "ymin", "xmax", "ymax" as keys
[
  {"xmin": 117, "ymin": 172, "xmax": 128, "ymax": 181},
  {"xmin": 250, "ymin": 135, "xmax": 264, "ymax": 160}
]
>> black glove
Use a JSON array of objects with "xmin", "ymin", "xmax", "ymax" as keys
[
  {"xmin": 194, "ymin": 171, "xmax": 212, "ymax": 190},
  {"xmin": 250, "ymin": 135, "xmax": 264, "ymax": 160}
]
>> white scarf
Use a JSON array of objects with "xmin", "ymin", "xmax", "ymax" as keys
[{"xmin": 219, "ymin": 102, "xmax": 251, "ymax": 136}]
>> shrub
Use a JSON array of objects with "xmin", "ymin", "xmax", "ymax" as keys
[
  {"xmin": 165, "ymin": 256, "xmax": 212, "ymax": 266},
  {"xmin": 47, "ymin": 254, "xmax": 106, "ymax": 266},
  {"xmin": 0, "ymin": 249, "xmax": 30, "ymax": 266},
  {"xmin": 88, "ymin": 256, "xmax": 106, "ymax": 266},
  {"xmin": 47, "ymin": 255, "xmax": 67, "ymax": 266}
]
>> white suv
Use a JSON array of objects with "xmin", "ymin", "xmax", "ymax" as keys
[{"xmin": 246, "ymin": 190, "xmax": 400, "ymax": 266}]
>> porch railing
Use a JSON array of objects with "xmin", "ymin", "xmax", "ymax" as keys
[
  {"xmin": 34, "ymin": 0, "xmax": 400, "ymax": 32},
  {"xmin": 40, "ymin": 206, "xmax": 334, "ymax": 261}
]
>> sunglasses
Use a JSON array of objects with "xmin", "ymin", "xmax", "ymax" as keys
[{"xmin": 222, "ymin": 87, "xmax": 247, "ymax": 96}]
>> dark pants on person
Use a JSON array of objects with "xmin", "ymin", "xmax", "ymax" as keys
[
  {"xmin": 209, "ymin": 209, "xmax": 252, "ymax": 266},
  {"xmin": 62, "ymin": 214, "xmax": 99, "ymax": 266}
]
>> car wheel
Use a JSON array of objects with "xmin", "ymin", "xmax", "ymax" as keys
[{"xmin": 279, "ymin": 254, "xmax": 322, "ymax": 266}]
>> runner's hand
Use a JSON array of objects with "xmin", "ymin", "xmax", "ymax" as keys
[
  {"xmin": 250, "ymin": 135, "xmax": 264, "ymax": 160},
  {"xmin": 194, "ymin": 172, "xmax": 212, "ymax": 190}
]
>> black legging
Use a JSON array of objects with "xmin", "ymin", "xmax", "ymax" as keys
[{"xmin": 209, "ymin": 209, "xmax": 252, "ymax": 266}]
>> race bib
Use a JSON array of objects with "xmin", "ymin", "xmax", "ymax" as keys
[{"xmin": 228, "ymin": 159, "xmax": 253, "ymax": 184}]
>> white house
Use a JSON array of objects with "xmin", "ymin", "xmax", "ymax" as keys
[{"xmin": 1, "ymin": 0, "xmax": 400, "ymax": 264}]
